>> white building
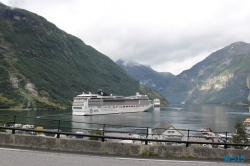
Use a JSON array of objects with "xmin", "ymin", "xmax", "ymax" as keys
[
  {"xmin": 154, "ymin": 121, "xmax": 184, "ymax": 138},
  {"xmin": 150, "ymin": 122, "xmax": 184, "ymax": 145}
]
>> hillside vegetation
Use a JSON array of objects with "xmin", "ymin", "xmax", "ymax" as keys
[
  {"xmin": 166, "ymin": 42, "xmax": 250, "ymax": 104},
  {"xmin": 0, "ymin": 3, "xmax": 167, "ymax": 110},
  {"xmin": 117, "ymin": 42, "xmax": 250, "ymax": 105}
]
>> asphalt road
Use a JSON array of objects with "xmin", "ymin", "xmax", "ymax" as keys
[{"xmin": 0, "ymin": 147, "xmax": 247, "ymax": 166}]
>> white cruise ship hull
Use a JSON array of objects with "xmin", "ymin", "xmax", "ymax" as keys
[{"xmin": 73, "ymin": 104, "xmax": 153, "ymax": 116}]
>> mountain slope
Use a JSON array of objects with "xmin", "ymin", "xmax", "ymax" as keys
[
  {"xmin": 116, "ymin": 42, "xmax": 250, "ymax": 105},
  {"xmin": 0, "ymin": 3, "xmax": 167, "ymax": 109},
  {"xmin": 165, "ymin": 41, "xmax": 250, "ymax": 104},
  {"xmin": 116, "ymin": 59, "xmax": 175, "ymax": 92}
]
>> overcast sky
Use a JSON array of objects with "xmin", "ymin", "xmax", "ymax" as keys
[{"xmin": 1, "ymin": 0, "xmax": 250, "ymax": 75}]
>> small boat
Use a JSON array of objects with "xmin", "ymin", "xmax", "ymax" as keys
[
  {"xmin": 22, "ymin": 124, "xmax": 34, "ymax": 129},
  {"xmin": 218, "ymin": 133, "xmax": 232, "ymax": 138},
  {"xmin": 200, "ymin": 127, "xmax": 213, "ymax": 133},
  {"xmin": 153, "ymin": 98, "xmax": 160, "ymax": 107},
  {"xmin": 243, "ymin": 118, "xmax": 250, "ymax": 135}
]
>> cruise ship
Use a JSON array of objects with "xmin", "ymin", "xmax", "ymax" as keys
[{"xmin": 72, "ymin": 90, "xmax": 153, "ymax": 115}]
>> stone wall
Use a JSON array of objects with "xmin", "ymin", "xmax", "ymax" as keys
[{"xmin": 0, "ymin": 132, "xmax": 250, "ymax": 160}]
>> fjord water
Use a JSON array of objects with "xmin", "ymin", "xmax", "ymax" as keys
[{"xmin": 0, "ymin": 104, "xmax": 249, "ymax": 133}]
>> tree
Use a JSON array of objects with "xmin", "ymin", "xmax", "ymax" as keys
[
  {"xmin": 231, "ymin": 122, "xmax": 248, "ymax": 149},
  {"xmin": 88, "ymin": 128, "xmax": 104, "ymax": 141}
]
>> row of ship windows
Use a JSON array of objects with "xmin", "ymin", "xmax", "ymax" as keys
[
  {"xmin": 73, "ymin": 107, "xmax": 82, "ymax": 109},
  {"xmin": 88, "ymin": 102, "xmax": 140, "ymax": 105},
  {"xmin": 88, "ymin": 105, "xmax": 141, "ymax": 108}
]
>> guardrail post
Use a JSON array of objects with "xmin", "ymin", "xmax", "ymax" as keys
[
  {"xmin": 186, "ymin": 129, "xmax": 189, "ymax": 147},
  {"xmin": 224, "ymin": 131, "xmax": 228, "ymax": 149},
  {"xmin": 145, "ymin": 127, "xmax": 149, "ymax": 145},
  {"xmin": 12, "ymin": 115, "xmax": 16, "ymax": 134},
  {"xmin": 57, "ymin": 119, "xmax": 61, "ymax": 138},
  {"xmin": 102, "ymin": 124, "xmax": 105, "ymax": 142}
]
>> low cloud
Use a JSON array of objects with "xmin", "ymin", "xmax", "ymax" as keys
[{"xmin": 2, "ymin": 0, "xmax": 250, "ymax": 74}]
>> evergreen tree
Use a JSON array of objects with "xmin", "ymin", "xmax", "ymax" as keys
[{"xmin": 231, "ymin": 122, "xmax": 248, "ymax": 149}]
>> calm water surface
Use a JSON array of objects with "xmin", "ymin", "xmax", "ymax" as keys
[{"xmin": 0, "ymin": 104, "xmax": 249, "ymax": 133}]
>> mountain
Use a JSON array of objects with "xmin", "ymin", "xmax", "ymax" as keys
[
  {"xmin": 0, "ymin": 3, "xmax": 167, "ymax": 109},
  {"xmin": 116, "ymin": 59, "xmax": 175, "ymax": 92},
  {"xmin": 166, "ymin": 42, "xmax": 250, "ymax": 104},
  {"xmin": 117, "ymin": 42, "xmax": 250, "ymax": 105}
]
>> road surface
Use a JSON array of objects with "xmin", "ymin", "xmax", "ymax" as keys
[{"xmin": 0, "ymin": 147, "xmax": 247, "ymax": 166}]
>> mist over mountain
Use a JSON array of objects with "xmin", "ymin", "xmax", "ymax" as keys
[
  {"xmin": 116, "ymin": 59, "xmax": 175, "ymax": 93},
  {"xmin": 117, "ymin": 42, "xmax": 250, "ymax": 105},
  {"xmin": 0, "ymin": 3, "xmax": 167, "ymax": 109}
]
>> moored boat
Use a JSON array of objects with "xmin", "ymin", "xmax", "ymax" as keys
[
  {"xmin": 243, "ymin": 118, "xmax": 250, "ymax": 135},
  {"xmin": 72, "ymin": 90, "xmax": 153, "ymax": 115},
  {"xmin": 153, "ymin": 98, "xmax": 160, "ymax": 107}
]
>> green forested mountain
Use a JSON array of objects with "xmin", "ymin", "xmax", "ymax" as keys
[
  {"xmin": 117, "ymin": 42, "xmax": 250, "ymax": 105},
  {"xmin": 0, "ymin": 3, "xmax": 167, "ymax": 109},
  {"xmin": 165, "ymin": 42, "xmax": 250, "ymax": 104}
]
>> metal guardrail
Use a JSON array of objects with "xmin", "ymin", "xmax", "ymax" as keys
[
  {"xmin": 0, "ymin": 126, "xmax": 249, "ymax": 149},
  {"xmin": 0, "ymin": 114, "xmax": 249, "ymax": 149}
]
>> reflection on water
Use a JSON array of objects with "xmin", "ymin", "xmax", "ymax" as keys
[{"xmin": 0, "ymin": 104, "xmax": 249, "ymax": 133}]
